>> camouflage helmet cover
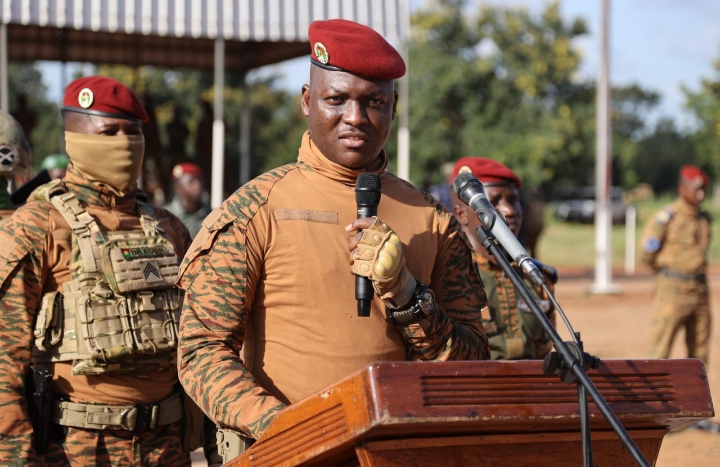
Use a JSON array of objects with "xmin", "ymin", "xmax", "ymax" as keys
[{"xmin": 0, "ymin": 110, "xmax": 32, "ymax": 182}]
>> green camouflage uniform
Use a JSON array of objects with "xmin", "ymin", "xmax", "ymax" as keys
[
  {"xmin": 641, "ymin": 197, "xmax": 712, "ymax": 364},
  {"xmin": 474, "ymin": 253, "xmax": 556, "ymax": 360}
]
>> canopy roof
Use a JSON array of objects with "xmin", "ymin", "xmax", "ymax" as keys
[{"xmin": 1, "ymin": 0, "xmax": 406, "ymax": 72}]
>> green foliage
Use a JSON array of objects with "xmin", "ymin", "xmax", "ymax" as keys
[
  {"xmin": 407, "ymin": 0, "xmax": 662, "ymax": 193},
  {"xmin": 7, "ymin": 63, "xmax": 64, "ymax": 169},
  {"xmin": 682, "ymin": 51, "xmax": 720, "ymax": 180},
  {"xmin": 96, "ymin": 65, "xmax": 306, "ymax": 197}
]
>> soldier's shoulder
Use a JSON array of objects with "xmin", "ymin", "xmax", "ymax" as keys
[
  {"xmin": 212, "ymin": 163, "xmax": 299, "ymax": 230},
  {"xmin": 653, "ymin": 205, "xmax": 675, "ymax": 225},
  {"xmin": 700, "ymin": 210, "xmax": 713, "ymax": 223},
  {"xmin": 0, "ymin": 200, "xmax": 52, "ymax": 260}
]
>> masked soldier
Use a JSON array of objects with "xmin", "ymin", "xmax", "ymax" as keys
[
  {"xmin": 0, "ymin": 110, "xmax": 32, "ymax": 224},
  {"xmin": 450, "ymin": 157, "xmax": 558, "ymax": 360},
  {"xmin": 0, "ymin": 76, "xmax": 212, "ymax": 467}
]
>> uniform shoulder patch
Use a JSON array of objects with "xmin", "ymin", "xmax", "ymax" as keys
[
  {"xmin": 655, "ymin": 208, "xmax": 673, "ymax": 225},
  {"xmin": 644, "ymin": 236, "xmax": 662, "ymax": 253}
]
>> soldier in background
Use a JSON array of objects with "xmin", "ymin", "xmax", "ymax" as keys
[
  {"xmin": 450, "ymin": 157, "xmax": 558, "ymax": 360},
  {"xmin": 641, "ymin": 165, "xmax": 712, "ymax": 364},
  {"xmin": 0, "ymin": 76, "xmax": 213, "ymax": 466},
  {"xmin": 0, "ymin": 110, "xmax": 32, "ymax": 224},
  {"xmin": 41, "ymin": 154, "xmax": 70, "ymax": 180},
  {"xmin": 163, "ymin": 162, "xmax": 211, "ymax": 239}
]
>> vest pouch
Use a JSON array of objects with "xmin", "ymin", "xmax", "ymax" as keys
[
  {"xmin": 99, "ymin": 234, "xmax": 180, "ymax": 295},
  {"xmin": 126, "ymin": 288, "xmax": 182, "ymax": 354},
  {"xmin": 34, "ymin": 292, "xmax": 64, "ymax": 351},
  {"xmin": 75, "ymin": 280, "xmax": 135, "ymax": 367}
]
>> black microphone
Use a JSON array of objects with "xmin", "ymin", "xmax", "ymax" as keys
[
  {"xmin": 453, "ymin": 172, "xmax": 546, "ymax": 286},
  {"xmin": 355, "ymin": 173, "xmax": 382, "ymax": 317}
]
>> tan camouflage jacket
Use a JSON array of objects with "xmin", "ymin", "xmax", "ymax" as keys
[
  {"xmin": 474, "ymin": 253, "xmax": 556, "ymax": 360},
  {"xmin": 0, "ymin": 165, "xmax": 192, "ymax": 464},
  {"xmin": 641, "ymin": 197, "xmax": 711, "ymax": 275},
  {"xmin": 177, "ymin": 132, "xmax": 489, "ymax": 440}
]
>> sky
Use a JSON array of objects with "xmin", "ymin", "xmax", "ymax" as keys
[{"xmin": 39, "ymin": 0, "xmax": 720, "ymax": 129}]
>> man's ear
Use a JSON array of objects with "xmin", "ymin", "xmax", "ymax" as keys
[
  {"xmin": 453, "ymin": 203, "xmax": 468, "ymax": 226},
  {"xmin": 301, "ymin": 84, "xmax": 311, "ymax": 117}
]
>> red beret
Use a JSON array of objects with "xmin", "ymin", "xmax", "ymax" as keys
[
  {"xmin": 62, "ymin": 76, "xmax": 148, "ymax": 122},
  {"xmin": 172, "ymin": 162, "xmax": 203, "ymax": 180},
  {"xmin": 308, "ymin": 19, "xmax": 406, "ymax": 80},
  {"xmin": 680, "ymin": 165, "xmax": 709, "ymax": 188},
  {"xmin": 450, "ymin": 157, "xmax": 522, "ymax": 188}
]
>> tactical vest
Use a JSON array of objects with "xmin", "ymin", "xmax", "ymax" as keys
[{"xmin": 31, "ymin": 181, "xmax": 182, "ymax": 376}]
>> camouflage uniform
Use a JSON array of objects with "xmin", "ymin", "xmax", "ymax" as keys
[
  {"xmin": 0, "ymin": 165, "xmax": 194, "ymax": 467},
  {"xmin": 0, "ymin": 110, "xmax": 32, "ymax": 224},
  {"xmin": 474, "ymin": 253, "xmax": 557, "ymax": 360},
  {"xmin": 641, "ymin": 197, "xmax": 712, "ymax": 363},
  {"xmin": 178, "ymin": 132, "xmax": 489, "ymax": 441},
  {"xmin": 163, "ymin": 196, "xmax": 211, "ymax": 239}
]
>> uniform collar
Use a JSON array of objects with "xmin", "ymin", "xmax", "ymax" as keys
[{"xmin": 296, "ymin": 131, "xmax": 388, "ymax": 185}]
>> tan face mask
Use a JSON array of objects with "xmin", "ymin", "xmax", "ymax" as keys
[{"xmin": 65, "ymin": 131, "xmax": 145, "ymax": 196}]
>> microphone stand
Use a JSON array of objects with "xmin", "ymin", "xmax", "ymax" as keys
[{"xmin": 475, "ymin": 226, "xmax": 651, "ymax": 467}]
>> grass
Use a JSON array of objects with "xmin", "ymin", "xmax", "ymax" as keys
[{"xmin": 536, "ymin": 195, "xmax": 720, "ymax": 270}]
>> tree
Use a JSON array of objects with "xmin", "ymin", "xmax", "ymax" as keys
[
  {"xmin": 7, "ymin": 63, "xmax": 64, "ymax": 169},
  {"xmin": 632, "ymin": 118, "xmax": 696, "ymax": 195},
  {"xmin": 406, "ymin": 0, "xmax": 593, "ymax": 188},
  {"xmin": 682, "ymin": 50, "xmax": 720, "ymax": 180}
]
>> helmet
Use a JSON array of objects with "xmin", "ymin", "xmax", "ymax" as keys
[{"xmin": 0, "ymin": 110, "xmax": 32, "ymax": 184}]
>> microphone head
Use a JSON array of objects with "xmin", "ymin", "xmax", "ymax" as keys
[
  {"xmin": 452, "ymin": 172, "xmax": 482, "ymax": 205},
  {"xmin": 356, "ymin": 173, "xmax": 382, "ymax": 206}
]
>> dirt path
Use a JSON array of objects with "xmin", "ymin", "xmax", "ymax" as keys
[
  {"xmin": 193, "ymin": 265, "xmax": 720, "ymax": 466},
  {"xmin": 552, "ymin": 265, "xmax": 720, "ymax": 466}
]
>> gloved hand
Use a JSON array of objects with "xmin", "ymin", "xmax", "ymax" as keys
[{"xmin": 347, "ymin": 217, "xmax": 417, "ymax": 309}]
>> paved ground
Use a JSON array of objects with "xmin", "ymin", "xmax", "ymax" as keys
[{"xmin": 192, "ymin": 264, "xmax": 720, "ymax": 466}]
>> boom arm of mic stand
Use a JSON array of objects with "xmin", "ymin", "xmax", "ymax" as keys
[{"xmin": 475, "ymin": 227, "xmax": 651, "ymax": 467}]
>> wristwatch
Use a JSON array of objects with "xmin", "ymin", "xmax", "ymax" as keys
[{"xmin": 388, "ymin": 282, "xmax": 435, "ymax": 325}]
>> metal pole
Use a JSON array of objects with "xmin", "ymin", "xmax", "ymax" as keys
[
  {"xmin": 0, "ymin": 24, "xmax": 8, "ymax": 112},
  {"xmin": 590, "ymin": 0, "xmax": 620, "ymax": 294},
  {"xmin": 211, "ymin": 37, "xmax": 226, "ymax": 208},
  {"xmin": 396, "ymin": 0, "xmax": 410, "ymax": 182},
  {"xmin": 240, "ymin": 75, "xmax": 251, "ymax": 186},
  {"xmin": 625, "ymin": 205, "xmax": 636, "ymax": 276}
]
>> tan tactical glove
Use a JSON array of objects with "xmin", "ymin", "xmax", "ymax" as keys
[{"xmin": 351, "ymin": 217, "xmax": 417, "ymax": 309}]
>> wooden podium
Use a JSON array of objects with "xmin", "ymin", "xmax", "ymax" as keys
[{"xmin": 228, "ymin": 359, "xmax": 713, "ymax": 467}]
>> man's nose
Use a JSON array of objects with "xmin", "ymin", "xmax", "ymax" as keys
[{"xmin": 343, "ymin": 101, "xmax": 368, "ymax": 126}]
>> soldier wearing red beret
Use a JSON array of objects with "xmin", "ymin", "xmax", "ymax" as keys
[
  {"xmin": 176, "ymin": 19, "xmax": 489, "ymax": 463},
  {"xmin": 163, "ymin": 162, "xmax": 211, "ymax": 239},
  {"xmin": 641, "ymin": 165, "xmax": 713, "ymax": 366},
  {"xmin": 0, "ymin": 76, "xmax": 222, "ymax": 466},
  {"xmin": 449, "ymin": 157, "xmax": 558, "ymax": 360}
]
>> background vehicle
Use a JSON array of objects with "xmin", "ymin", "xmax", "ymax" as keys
[{"xmin": 553, "ymin": 186, "xmax": 629, "ymax": 224}]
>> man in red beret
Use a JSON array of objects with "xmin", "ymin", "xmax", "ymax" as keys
[
  {"xmin": 0, "ymin": 76, "xmax": 219, "ymax": 466},
  {"xmin": 176, "ymin": 19, "xmax": 489, "ymax": 463},
  {"xmin": 449, "ymin": 157, "xmax": 558, "ymax": 360},
  {"xmin": 163, "ymin": 162, "xmax": 211, "ymax": 239},
  {"xmin": 641, "ymin": 165, "xmax": 713, "ymax": 368}
]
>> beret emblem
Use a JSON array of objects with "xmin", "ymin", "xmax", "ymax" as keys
[
  {"xmin": 314, "ymin": 42, "xmax": 329, "ymax": 64},
  {"xmin": 78, "ymin": 88, "xmax": 94, "ymax": 109},
  {"xmin": 458, "ymin": 165, "xmax": 472, "ymax": 174}
]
